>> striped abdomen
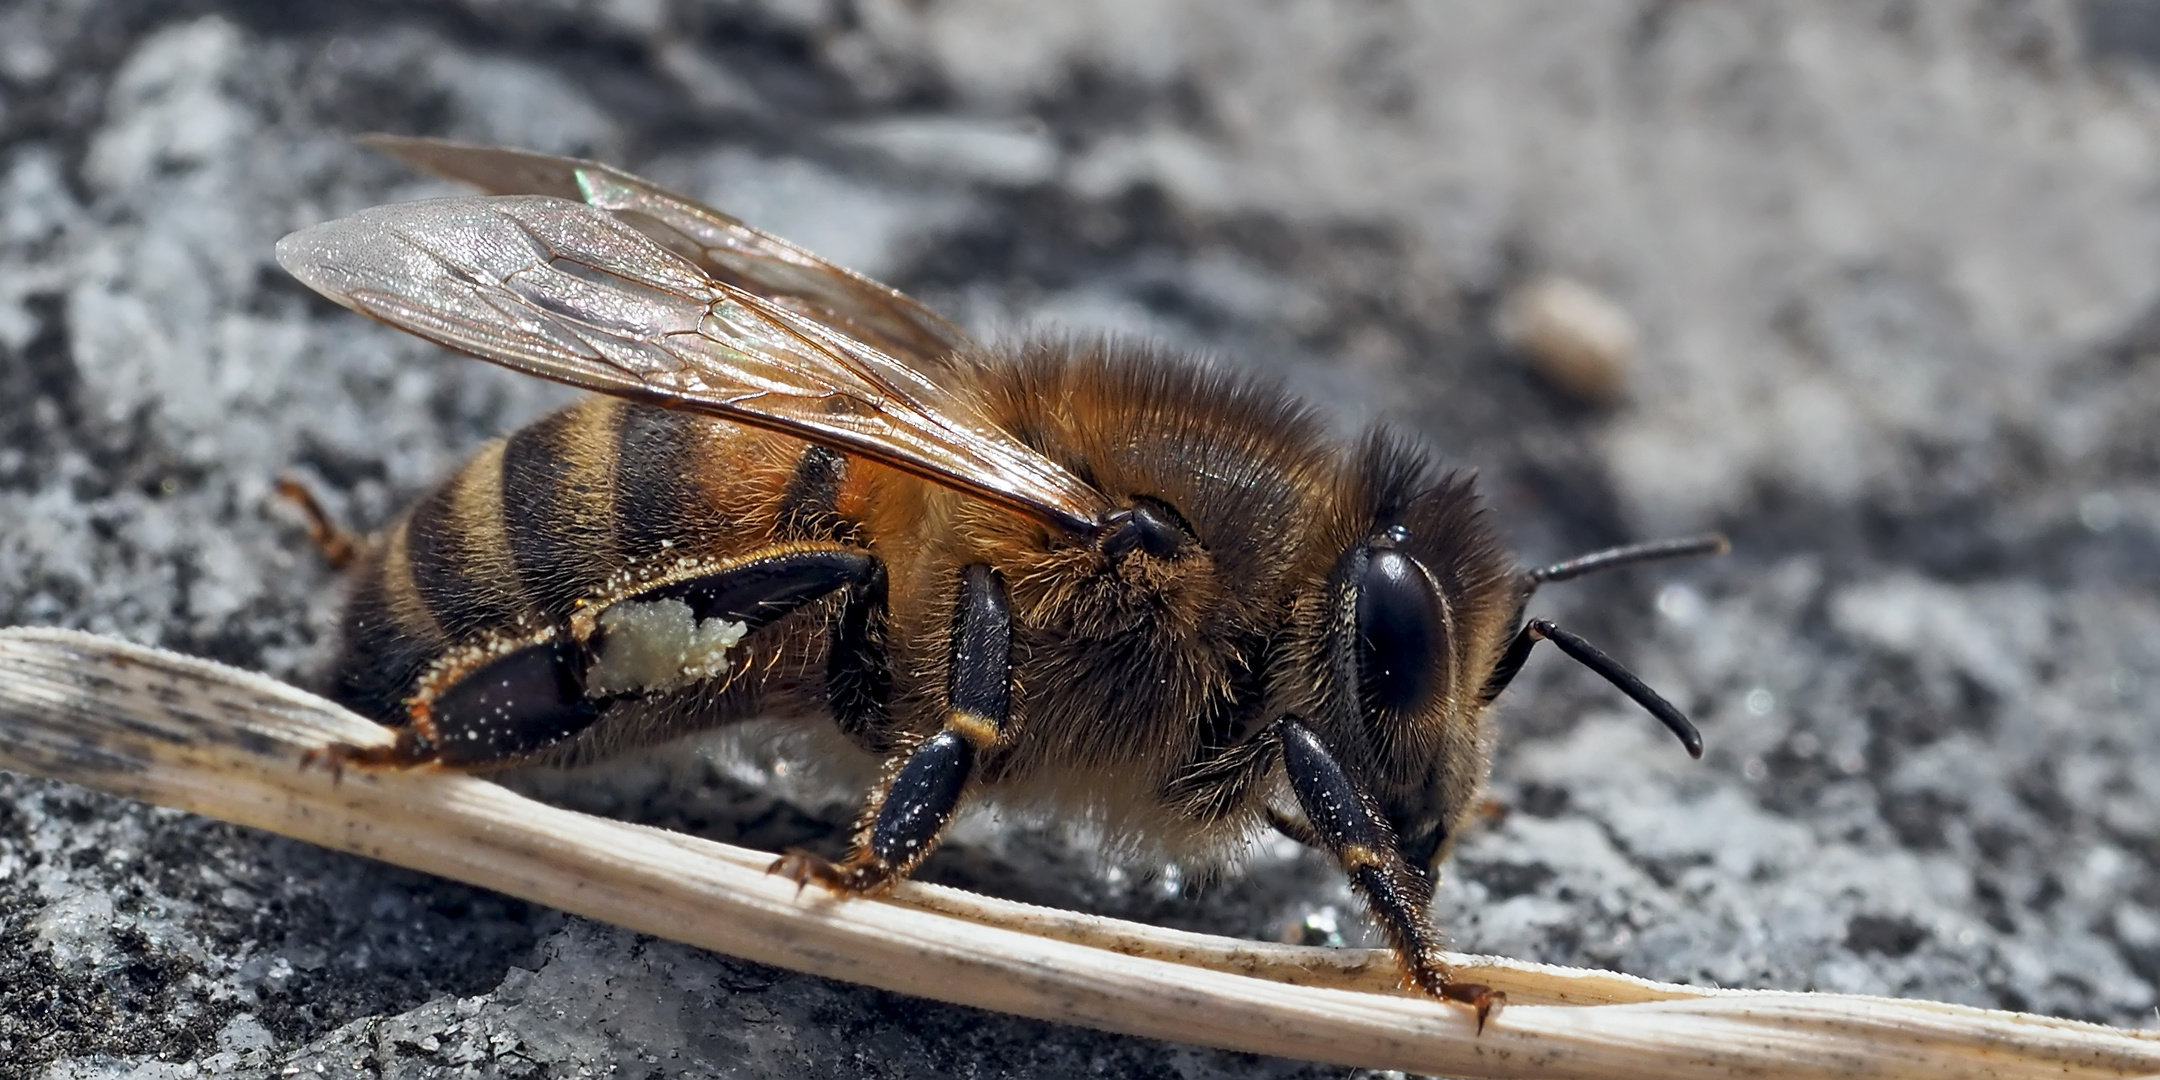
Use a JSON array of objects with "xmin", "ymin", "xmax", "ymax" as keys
[{"xmin": 331, "ymin": 395, "xmax": 843, "ymax": 724}]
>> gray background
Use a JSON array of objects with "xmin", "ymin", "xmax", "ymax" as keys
[{"xmin": 4, "ymin": 1, "xmax": 2160, "ymax": 1077}]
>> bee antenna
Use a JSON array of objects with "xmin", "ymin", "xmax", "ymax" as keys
[
  {"xmin": 1525, "ymin": 533, "xmax": 1729, "ymax": 592},
  {"xmin": 1526, "ymin": 618, "xmax": 1702, "ymax": 758}
]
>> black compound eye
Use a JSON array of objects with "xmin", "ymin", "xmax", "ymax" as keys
[{"xmin": 1354, "ymin": 542, "xmax": 1445, "ymax": 713}]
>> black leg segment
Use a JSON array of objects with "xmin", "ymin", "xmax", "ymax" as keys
[
  {"xmin": 1277, "ymin": 718, "xmax": 1437, "ymax": 971},
  {"xmin": 575, "ymin": 545, "xmax": 884, "ymax": 705},
  {"xmin": 869, "ymin": 730, "xmax": 974, "ymax": 868},
  {"xmin": 633, "ymin": 547, "xmax": 879, "ymax": 633},
  {"xmin": 944, "ymin": 562, "xmax": 1012, "ymax": 742},
  {"xmin": 1276, "ymin": 716, "xmax": 1502, "ymax": 1029},
  {"xmin": 772, "ymin": 563, "xmax": 1013, "ymax": 892},
  {"xmin": 424, "ymin": 638, "xmax": 602, "ymax": 766},
  {"xmin": 861, "ymin": 563, "xmax": 1012, "ymax": 875}
]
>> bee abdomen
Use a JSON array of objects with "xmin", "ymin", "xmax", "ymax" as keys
[
  {"xmin": 613, "ymin": 402, "xmax": 740, "ymax": 556},
  {"xmin": 334, "ymin": 398, "xmax": 750, "ymax": 722},
  {"xmin": 402, "ymin": 440, "xmax": 524, "ymax": 635},
  {"xmin": 498, "ymin": 401, "xmax": 626, "ymax": 619},
  {"xmin": 332, "ymin": 432, "xmax": 531, "ymax": 721},
  {"xmin": 332, "ymin": 523, "xmax": 450, "ymax": 723}
]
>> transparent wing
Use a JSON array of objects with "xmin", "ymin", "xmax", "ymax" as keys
[
  {"xmin": 276, "ymin": 194, "xmax": 1110, "ymax": 533},
  {"xmin": 360, "ymin": 134, "xmax": 972, "ymax": 371}
]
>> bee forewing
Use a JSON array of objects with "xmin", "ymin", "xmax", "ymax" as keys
[
  {"xmin": 361, "ymin": 134, "xmax": 973, "ymax": 367},
  {"xmin": 276, "ymin": 196, "xmax": 710, "ymax": 395},
  {"xmin": 276, "ymin": 195, "xmax": 1110, "ymax": 532}
]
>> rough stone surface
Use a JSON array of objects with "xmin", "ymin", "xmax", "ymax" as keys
[{"xmin": 4, "ymin": 1, "xmax": 2160, "ymax": 1076}]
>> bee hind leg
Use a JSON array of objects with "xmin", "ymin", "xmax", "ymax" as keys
[
  {"xmin": 773, "ymin": 563, "xmax": 1009, "ymax": 896},
  {"xmin": 1275, "ymin": 717, "xmax": 1506, "ymax": 1033},
  {"xmin": 351, "ymin": 634, "xmax": 604, "ymax": 770},
  {"xmin": 302, "ymin": 727, "xmax": 436, "ymax": 777},
  {"xmin": 344, "ymin": 545, "xmax": 886, "ymax": 771}
]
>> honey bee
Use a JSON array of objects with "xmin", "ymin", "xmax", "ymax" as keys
[{"xmin": 277, "ymin": 136, "xmax": 1725, "ymax": 1029}]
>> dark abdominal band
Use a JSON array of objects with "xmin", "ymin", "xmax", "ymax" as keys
[{"xmin": 333, "ymin": 402, "xmax": 770, "ymax": 724}]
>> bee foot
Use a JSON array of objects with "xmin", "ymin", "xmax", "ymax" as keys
[
  {"xmin": 766, "ymin": 849, "xmax": 890, "ymax": 895},
  {"xmin": 1402, "ymin": 957, "xmax": 1506, "ymax": 1035},
  {"xmin": 301, "ymin": 731, "xmax": 435, "ymax": 777},
  {"xmin": 297, "ymin": 745, "xmax": 348, "ymax": 784},
  {"xmin": 1440, "ymin": 981, "xmax": 1505, "ymax": 1035},
  {"xmin": 766, "ymin": 849, "xmax": 828, "ymax": 895}
]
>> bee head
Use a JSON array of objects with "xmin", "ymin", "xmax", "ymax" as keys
[
  {"xmin": 1298, "ymin": 436, "xmax": 1522, "ymax": 873},
  {"xmin": 1293, "ymin": 433, "xmax": 1720, "ymax": 873}
]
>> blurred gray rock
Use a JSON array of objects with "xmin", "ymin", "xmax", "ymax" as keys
[{"xmin": 5, "ymin": 1, "xmax": 2160, "ymax": 1076}]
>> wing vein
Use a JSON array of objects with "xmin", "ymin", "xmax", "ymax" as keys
[{"xmin": 277, "ymin": 178, "xmax": 1111, "ymax": 533}]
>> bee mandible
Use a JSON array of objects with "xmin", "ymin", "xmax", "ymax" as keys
[{"xmin": 275, "ymin": 136, "xmax": 1725, "ymax": 1030}]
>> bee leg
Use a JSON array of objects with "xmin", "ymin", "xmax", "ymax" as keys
[
  {"xmin": 775, "ymin": 563, "xmax": 1008, "ymax": 893},
  {"xmin": 1266, "ymin": 806, "xmax": 1324, "ymax": 849},
  {"xmin": 336, "ymin": 547, "xmax": 886, "ymax": 771},
  {"xmin": 1275, "ymin": 717, "xmax": 1505, "ymax": 1033},
  {"xmin": 309, "ymin": 631, "xmax": 602, "ymax": 771},
  {"xmin": 824, "ymin": 560, "xmax": 891, "ymax": 752},
  {"xmin": 273, "ymin": 475, "xmax": 363, "ymax": 570},
  {"xmin": 598, "ymin": 547, "xmax": 881, "ymax": 638}
]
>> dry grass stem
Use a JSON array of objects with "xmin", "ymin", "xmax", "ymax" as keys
[{"xmin": 1, "ymin": 626, "xmax": 2154, "ymax": 1079}]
